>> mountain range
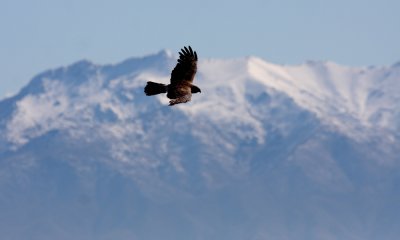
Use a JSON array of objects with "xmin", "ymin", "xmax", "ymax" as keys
[{"xmin": 0, "ymin": 50, "xmax": 399, "ymax": 240}]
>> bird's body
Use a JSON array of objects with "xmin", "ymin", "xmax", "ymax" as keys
[{"xmin": 144, "ymin": 46, "xmax": 200, "ymax": 106}]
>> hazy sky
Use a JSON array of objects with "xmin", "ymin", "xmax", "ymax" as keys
[{"xmin": 1, "ymin": 0, "xmax": 399, "ymax": 98}]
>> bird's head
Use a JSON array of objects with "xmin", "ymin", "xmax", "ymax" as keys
[{"xmin": 191, "ymin": 85, "xmax": 201, "ymax": 94}]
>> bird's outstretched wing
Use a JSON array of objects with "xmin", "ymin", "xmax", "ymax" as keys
[
  {"xmin": 170, "ymin": 46, "xmax": 198, "ymax": 85},
  {"xmin": 169, "ymin": 94, "xmax": 192, "ymax": 106}
]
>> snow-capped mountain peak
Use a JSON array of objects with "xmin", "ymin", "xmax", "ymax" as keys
[
  {"xmin": 3, "ymin": 52, "xmax": 399, "ymax": 148},
  {"xmin": 0, "ymin": 51, "xmax": 399, "ymax": 240},
  {"xmin": 248, "ymin": 57, "xmax": 400, "ymax": 140}
]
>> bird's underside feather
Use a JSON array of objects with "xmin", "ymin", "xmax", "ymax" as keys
[{"xmin": 166, "ymin": 82, "xmax": 192, "ymax": 99}]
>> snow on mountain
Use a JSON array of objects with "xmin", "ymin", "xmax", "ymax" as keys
[
  {"xmin": 249, "ymin": 57, "xmax": 400, "ymax": 141},
  {"xmin": 0, "ymin": 50, "xmax": 399, "ymax": 240}
]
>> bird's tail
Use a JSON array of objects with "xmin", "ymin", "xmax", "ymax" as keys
[{"xmin": 144, "ymin": 81, "xmax": 168, "ymax": 96}]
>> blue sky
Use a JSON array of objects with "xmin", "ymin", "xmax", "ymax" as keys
[{"xmin": 1, "ymin": 0, "xmax": 399, "ymax": 98}]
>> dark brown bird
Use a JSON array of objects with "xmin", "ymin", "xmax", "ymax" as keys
[{"xmin": 144, "ymin": 46, "xmax": 201, "ymax": 106}]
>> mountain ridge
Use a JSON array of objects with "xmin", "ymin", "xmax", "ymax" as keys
[{"xmin": 0, "ymin": 51, "xmax": 399, "ymax": 240}]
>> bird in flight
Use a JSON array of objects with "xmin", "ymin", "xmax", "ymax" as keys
[{"xmin": 144, "ymin": 46, "xmax": 201, "ymax": 106}]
